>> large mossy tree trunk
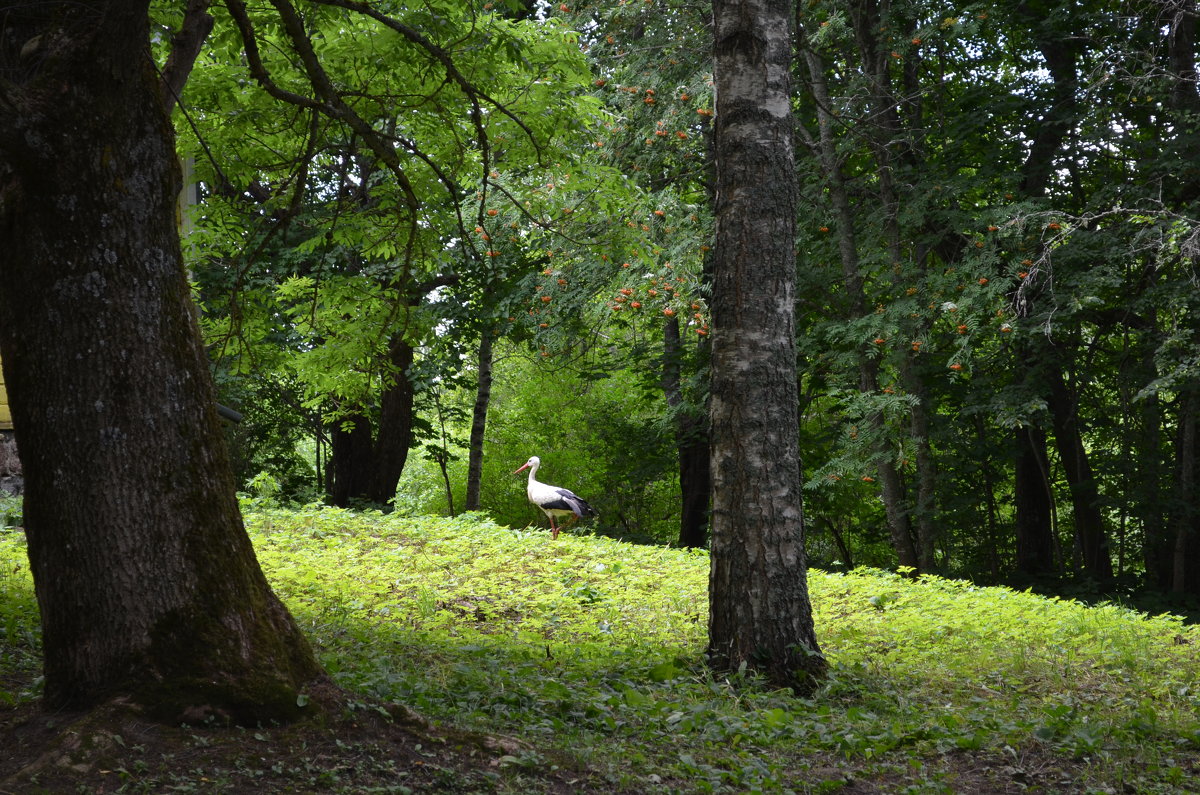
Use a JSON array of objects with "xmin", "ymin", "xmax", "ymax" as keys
[
  {"xmin": 0, "ymin": 0, "xmax": 324, "ymax": 720},
  {"xmin": 707, "ymin": 0, "xmax": 826, "ymax": 692}
]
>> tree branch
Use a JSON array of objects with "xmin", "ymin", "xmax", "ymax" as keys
[
  {"xmin": 223, "ymin": 0, "xmax": 327, "ymax": 112},
  {"xmin": 307, "ymin": 0, "xmax": 540, "ymax": 167},
  {"xmin": 160, "ymin": 0, "xmax": 215, "ymax": 113}
]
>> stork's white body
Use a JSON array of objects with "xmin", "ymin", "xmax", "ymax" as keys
[{"xmin": 513, "ymin": 455, "xmax": 596, "ymax": 539}]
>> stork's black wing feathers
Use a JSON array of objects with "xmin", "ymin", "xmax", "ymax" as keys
[{"xmin": 554, "ymin": 488, "xmax": 597, "ymax": 518}]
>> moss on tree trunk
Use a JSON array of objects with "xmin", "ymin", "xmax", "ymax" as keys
[{"xmin": 0, "ymin": 0, "xmax": 325, "ymax": 723}]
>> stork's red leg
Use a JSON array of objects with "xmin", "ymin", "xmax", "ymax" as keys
[{"xmin": 550, "ymin": 516, "xmax": 560, "ymax": 540}]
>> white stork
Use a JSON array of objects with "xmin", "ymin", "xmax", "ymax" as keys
[{"xmin": 513, "ymin": 455, "xmax": 596, "ymax": 539}]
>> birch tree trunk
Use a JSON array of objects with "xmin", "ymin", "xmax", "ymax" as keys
[{"xmin": 707, "ymin": 0, "xmax": 825, "ymax": 692}]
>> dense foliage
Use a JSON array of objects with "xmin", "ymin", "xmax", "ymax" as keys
[{"xmin": 175, "ymin": 0, "xmax": 1200, "ymax": 606}]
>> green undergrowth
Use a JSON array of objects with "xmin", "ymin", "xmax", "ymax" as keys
[{"xmin": 3, "ymin": 504, "xmax": 1200, "ymax": 792}]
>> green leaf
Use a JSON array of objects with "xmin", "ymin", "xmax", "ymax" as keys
[
  {"xmin": 648, "ymin": 660, "xmax": 682, "ymax": 682},
  {"xmin": 622, "ymin": 687, "xmax": 652, "ymax": 707},
  {"xmin": 761, "ymin": 707, "xmax": 791, "ymax": 729}
]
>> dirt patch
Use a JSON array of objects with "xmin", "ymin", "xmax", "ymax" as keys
[
  {"xmin": 0, "ymin": 683, "xmax": 591, "ymax": 794},
  {"xmin": 0, "ymin": 674, "xmax": 1175, "ymax": 794}
]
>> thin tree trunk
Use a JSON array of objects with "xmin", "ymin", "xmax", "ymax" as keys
[
  {"xmin": 1112, "ymin": 314, "xmax": 1169, "ymax": 586},
  {"xmin": 1164, "ymin": 0, "xmax": 1200, "ymax": 204},
  {"xmin": 1162, "ymin": 7, "xmax": 1200, "ymax": 591},
  {"xmin": 800, "ymin": 43, "xmax": 919, "ymax": 569},
  {"xmin": 159, "ymin": 0, "xmax": 214, "ymax": 113},
  {"xmin": 898, "ymin": 334, "xmax": 938, "ymax": 573},
  {"xmin": 1138, "ymin": 382, "xmax": 1172, "ymax": 588},
  {"xmin": 431, "ymin": 387, "xmax": 456, "ymax": 517},
  {"xmin": 1014, "ymin": 425, "xmax": 1057, "ymax": 577},
  {"xmin": 662, "ymin": 317, "xmax": 711, "ymax": 547},
  {"xmin": 325, "ymin": 338, "xmax": 416, "ymax": 508},
  {"xmin": 677, "ymin": 423, "xmax": 712, "ymax": 548},
  {"xmin": 0, "ymin": 0, "xmax": 323, "ymax": 718},
  {"xmin": 437, "ymin": 453, "xmax": 456, "ymax": 517},
  {"xmin": 708, "ymin": 0, "xmax": 825, "ymax": 692},
  {"xmin": 1046, "ymin": 368, "xmax": 1112, "ymax": 581},
  {"xmin": 819, "ymin": 516, "xmax": 854, "ymax": 570},
  {"xmin": 1171, "ymin": 389, "xmax": 1199, "ymax": 594},
  {"xmin": 1007, "ymin": 21, "xmax": 1080, "ymax": 578},
  {"xmin": 854, "ymin": 0, "xmax": 939, "ymax": 573},
  {"xmin": 1017, "ymin": 31, "xmax": 1079, "ymax": 198},
  {"xmin": 974, "ymin": 416, "xmax": 1002, "ymax": 581},
  {"xmin": 464, "ymin": 331, "xmax": 494, "ymax": 511}
]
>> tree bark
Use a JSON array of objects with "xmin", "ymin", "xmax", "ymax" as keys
[
  {"xmin": 798, "ymin": 43, "xmax": 919, "ymax": 569},
  {"xmin": 325, "ymin": 336, "xmax": 416, "ymax": 508},
  {"xmin": 662, "ymin": 317, "xmax": 711, "ymax": 548},
  {"xmin": 159, "ymin": 0, "xmax": 215, "ymax": 114},
  {"xmin": 327, "ymin": 412, "xmax": 374, "ymax": 507},
  {"xmin": 851, "ymin": 0, "xmax": 939, "ymax": 573},
  {"xmin": 1008, "ymin": 14, "xmax": 1080, "ymax": 579},
  {"xmin": 464, "ymin": 331, "xmax": 494, "ymax": 511},
  {"xmin": 904, "ymin": 360, "xmax": 939, "ymax": 574},
  {"xmin": 367, "ymin": 335, "xmax": 415, "ymax": 504},
  {"xmin": 818, "ymin": 516, "xmax": 854, "ymax": 570},
  {"xmin": 708, "ymin": 0, "xmax": 826, "ymax": 692},
  {"xmin": 676, "ymin": 416, "xmax": 711, "ymax": 548},
  {"xmin": 974, "ymin": 417, "xmax": 1003, "ymax": 580},
  {"xmin": 1017, "ymin": 21, "xmax": 1079, "ymax": 198},
  {"xmin": 1164, "ymin": 0, "xmax": 1200, "ymax": 203},
  {"xmin": 1014, "ymin": 425, "xmax": 1057, "ymax": 577},
  {"xmin": 1046, "ymin": 368, "xmax": 1112, "ymax": 581},
  {"xmin": 1171, "ymin": 388, "xmax": 1200, "ymax": 594},
  {"xmin": 1137, "ymin": 374, "xmax": 1172, "ymax": 588},
  {"xmin": 0, "ymin": 0, "xmax": 324, "ymax": 719}
]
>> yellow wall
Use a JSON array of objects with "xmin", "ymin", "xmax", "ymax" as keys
[{"xmin": 0, "ymin": 356, "xmax": 10, "ymax": 430}]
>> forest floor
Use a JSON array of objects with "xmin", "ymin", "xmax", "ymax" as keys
[
  {"xmin": 0, "ymin": 682, "xmax": 589, "ymax": 794},
  {"xmin": 0, "ymin": 680, "xmax": 1098, "ymax": 794},
  {"xmin": 2, "ymin": 506, "xmax": 1199, "ymax": 793}
]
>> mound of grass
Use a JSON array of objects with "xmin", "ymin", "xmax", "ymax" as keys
[
  {"xmin": 2, "ymin": 504, "xmax": 1200, "ymax": 792},
  {"xmin": 247, "ymin": 506, "xmax": 1200, "ymax": 792}
]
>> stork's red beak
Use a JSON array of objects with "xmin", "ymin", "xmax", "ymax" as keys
[{"xmin": 513, "ymin": 463, "xmax": 530, "ymax": 475}]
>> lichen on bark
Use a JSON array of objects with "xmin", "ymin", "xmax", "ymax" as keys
[{"xmin": 0, "ymin": 0, "xmax": 326, "ymax": 723}]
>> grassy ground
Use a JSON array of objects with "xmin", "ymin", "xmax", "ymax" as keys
[{"xmin": 1, "ymin": 504, "xmax": 1199, "ymax": 793}]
